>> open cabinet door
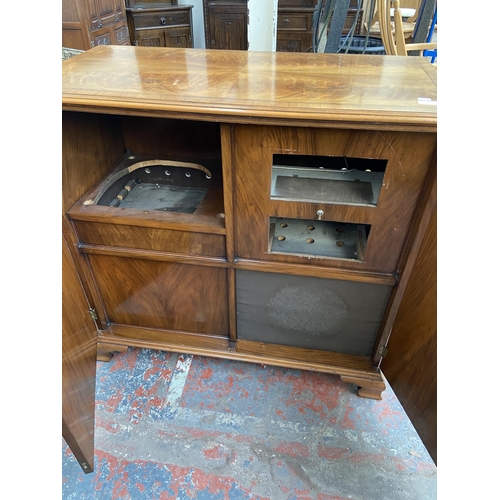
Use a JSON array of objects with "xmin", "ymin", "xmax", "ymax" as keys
[
  {"xmin": 381, "ymin": 198, "xmax": 437, "ymax": 464},
  {"xmin": 62, "ymin": 233, "xmax": 98, "ymax": 474}
]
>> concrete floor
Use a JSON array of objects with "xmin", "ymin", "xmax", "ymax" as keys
[{"xmin": 62, "ymin": 348, "xmax": 437, "ymax": 499}]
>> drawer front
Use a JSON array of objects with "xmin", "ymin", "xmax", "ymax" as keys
[
  {"xmin": 132, "ymin": 10, "xmax": 190, "ymax": 29},
  {"xmin": 73, "ymin": 220, "xmax": 226, "ymax": 258},
  {"xmin": 277, "ymin": 14, "xmax": 309, "ymax": 30}
]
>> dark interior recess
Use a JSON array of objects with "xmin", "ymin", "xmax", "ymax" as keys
[
  {"xmin": 269, "ymin": 217, "xmax": 370, "ymax": 261},
  {"xmin": 96, "ymin": 161, "xmax": 214, "ymax": 213},
  {"xmin": 272, "ymin": 154, "xmax": 387, "ymax": 206},
  {"xmin": 273, "ymin": 154, "xmax": 387, "ymax": 171},
  {"xmin": 79, "ymin": 115, "xmax": 225, "ymax": 216}
]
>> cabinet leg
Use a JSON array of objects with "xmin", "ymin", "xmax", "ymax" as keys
[
  {"xmin": 97, "ymin": 342, "xmax": 128, "ymax": 362},
  {"xmin": 340, "ymin": 375, "xmax": 386, "ymax": 400}
]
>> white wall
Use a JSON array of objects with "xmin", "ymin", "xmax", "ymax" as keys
[
  {"xmin": 248, "ymin": 0, "xmax": 278, "ymax": 51},
  {"xmin": 178, "ymin": 0, "xmax": 206, "ymax": 49}
]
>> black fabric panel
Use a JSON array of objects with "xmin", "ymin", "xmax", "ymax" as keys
[{"xmin": 236, "ymin": 270, "xmax": 392, "ymax": 357}]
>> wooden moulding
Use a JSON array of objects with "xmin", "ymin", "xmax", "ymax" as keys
[
  {"xmin": 97, "ymin": 342, "xmax": 128, "ymax": 362},
  {"xmin": 99, "ymin": 325, "xmax": 385, "ymax": 399}
]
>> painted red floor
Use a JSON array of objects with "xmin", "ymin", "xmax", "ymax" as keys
[{"xmin": 62, "ymin": 348, "xmax": 437, "ymax": 499}]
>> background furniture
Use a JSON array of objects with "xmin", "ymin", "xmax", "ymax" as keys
[
  {"xmin": 62, "ymin": 46, "xmax": 437, "ymax": 473},
  {"xmin": 203, "ymin": 0, "xmax": 363, "ymax": 52},
  {"xmin": 126, "ymin": 0, "xmax": 194, "ymax": 47},
  {"xmin": 62, "ymin": 0, "xmax": 130, "ymax": 50},
  {"xmin": 377, "ymin": 0, "xmax": 437, "ymax": 56}
]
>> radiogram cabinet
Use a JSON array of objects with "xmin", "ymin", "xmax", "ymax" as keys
[{"xmin": 62, "ymin": 46, "xmax": 437, "ymax": 473}]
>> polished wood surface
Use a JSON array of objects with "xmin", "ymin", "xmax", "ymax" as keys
[
  {"xmin": 62, "ymin": 234, "xmax": 97, "ymax": 474},
  {"xmin": 88, "ymin": 255, "xmax": 229, "ymax": 336},
  {"xmin": 62, "ymin": 112, "xmax": 125, "ymax": 215},
  {"xmin": 382, "ymin": 208, "xmax": 437, "ymax": 463},
  {"xmin": 74, "ymin": 220, "xmax": 227, "ymax": 256},
  {"xmin": 62, "ymin": 46, "xmax": 437, "ymax": 130},
  {"xmin": 233, "ymin": 124, "xmax": 436, "ymax": 273},
  {"xmin": 63, "ymin": 47, "xmax": 436, "ymax": 471}
]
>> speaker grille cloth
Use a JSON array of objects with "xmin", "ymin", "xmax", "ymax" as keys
[{"xmin": 236, "ymin": 270, "xmax": 392, "ymax": 357}]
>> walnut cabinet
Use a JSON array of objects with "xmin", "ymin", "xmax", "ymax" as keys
[{"xmin": 62, "ymin": 46, "xmax": 437, "ymax": 472}]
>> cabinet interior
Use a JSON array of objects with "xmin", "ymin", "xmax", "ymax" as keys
[
  {"xmin": 71, "ymin": 115, "xmax": 225, "ymax": 225},
  {"xmin": 269, "ymin": 217, "xmax": 370, "ymax": 261},
  {"xmin": 271, "ymin": 154, "xmax": 387, "ymax": 207}
]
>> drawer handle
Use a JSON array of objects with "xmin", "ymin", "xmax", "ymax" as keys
[
  {"xmin": 316, "ymin": 210, "xmax": 324, "ymax": 220},
  {"xmin": 160, "ymin": 17, "xmax": 167, "ymax": 25},
  {"xmin": 284, "ymin": 18, "xmax": 290, "ymax": 23}
]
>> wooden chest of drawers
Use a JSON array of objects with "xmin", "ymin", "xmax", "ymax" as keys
[{"xmin": 126, "ymin": 2, "xmax": 193, "ymax": 47}]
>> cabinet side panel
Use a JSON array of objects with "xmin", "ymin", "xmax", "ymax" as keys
[
  {"xmin": 62, "ymin": 234, "xmax": 97, "ymax": 473},
  {"xmin": 63, "ymin": 112, "xmax": 126, "ymax": 214}
]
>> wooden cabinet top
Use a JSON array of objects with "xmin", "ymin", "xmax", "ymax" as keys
[{"xmin": 62, "ymin": 46, "xmax": 437, "ymax": 131}]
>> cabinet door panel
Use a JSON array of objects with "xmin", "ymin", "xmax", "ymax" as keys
[
  {"xmin": 382, "ymin": 210, "xmax": 437, "ymax": 463},
  {"xmin": 233, "ymin": 125, "xmax": 436, "ymax": 273},
  {"xmin": 207, "ymin": 6, "xmax": 247, "ymax": 50},
  {"xmin": 62, "ymin": 234, "xmax": 97, "ymax": 474},
  {"xmin": 164, "ymin": 28, "xmax": 192, "ymax": 48},
  {"xmin": 88, "ymin": 255, "xmax": 229, "ymax": 336},
  {"xmin": 134, "ymin": 29, "xmax": 164, "ymax": 46}
]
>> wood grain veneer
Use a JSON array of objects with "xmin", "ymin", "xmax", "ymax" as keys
[
  {"xmin": 62, "ymin": 46, "xmax": 437, "ymax": 131},
  {"xmin": 62, "ymin": 234, "xmax": 97, "ymax": 473},
  {"xmin": 381, "ymin": 209, "xmax": 437, "ymax": 463},
  {"xmin": 63, "ymin": 47, "xmax": 437, "ymax": 470},
  {"xmin": 88, "ymin": 255, "xmax": 229, "ymax": 336},
  {"xmin": 233, "ymin": 125, "xmax": 436, "ymax": 273},
  {"xmin": 73, "ymin": 220, "xmax": 227, "ymax": 257}
]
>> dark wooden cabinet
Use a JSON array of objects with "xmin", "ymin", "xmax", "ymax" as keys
[
  {"xmin": 203, "ymin": 0, "xmax": 248, "ymax": 50},
  {"xmin": 62, "ymin": 46, "xmax": 437, "ymax": 472},
  {"xmin": 203, "ymin": 0, "xmax": 363, "ymax": 52},
  {"xmin": 126, "ymin": 1, "xmax": 193, "ymax": 47},
  {"xmin": 62, "ymin": 0, "xmax": 130, "ymax": 50}
]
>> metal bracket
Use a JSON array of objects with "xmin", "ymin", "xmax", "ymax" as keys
[{"xmin": 88, "ymin": 308, "xmax": 98, "ymax": 321}]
